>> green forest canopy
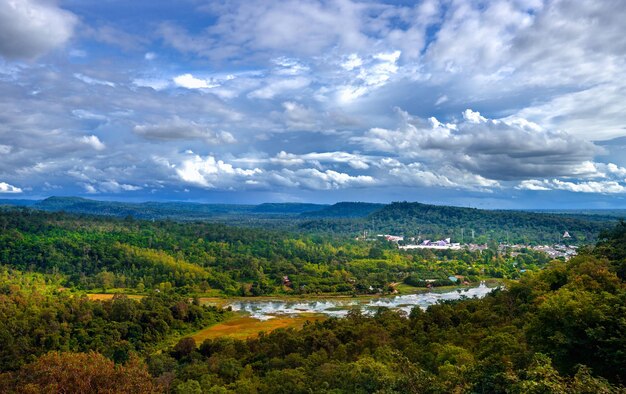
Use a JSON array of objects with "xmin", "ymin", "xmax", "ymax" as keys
[{"xmin": 1, "ymin": 221, "xmax": 626, "ymax": 392}]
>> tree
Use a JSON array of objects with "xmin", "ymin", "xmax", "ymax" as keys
[
  {"xmin": 172, "ymin": 337, "xmax": 196, "ymax": 360},
  {"xmin": 0, "ymin": 351, "xmax": 158, "ymax": 393}
]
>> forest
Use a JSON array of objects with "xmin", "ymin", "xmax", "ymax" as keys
[
  {"xmin": 1, "ymin": 197, "xmax": 618, "ymax": 244},
  {"xmin": 0, "ymin": 208, "xmax": 624, "ymax": 392},
  {"xmin": 0, "ymin": 208, "xmax": 552, "ymax": 295}
]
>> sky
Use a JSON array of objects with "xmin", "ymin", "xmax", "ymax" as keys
[{"xmin": 0, "ymin": 0, "xmax": 625, "ymax": 208}]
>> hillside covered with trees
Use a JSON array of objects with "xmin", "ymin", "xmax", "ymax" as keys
[
  {"xmin": 1, "ymin": 219, "xmax": 625, "ymax": 392},
  {"xmin": 0, "ymin": 208, "xmax": 555, "ymax": 296},
  {"xmin": 1, "ymin": 197, "xmax": 620, "ymax": 244}
]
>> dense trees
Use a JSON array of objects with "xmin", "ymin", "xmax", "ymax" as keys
[
  {"xmin": 0, "ymin": 268, "xmax": 227, "ymax": 372},
  {"xmin": 1, "ymin": 209, "xmax": 625, "ymax": 392},
  {"xmin": 300, "ymin": 201, "xmax": 612, "ymax": 244},
  {"xmin": 137, "ymin": 222, "xmax": 626, "ymax": 393},
  {"xmin": 0, "ymin": 352, "xmax": 158, "ymax": 394},
  {"xmin": 0, "ymin": 209, "xmax": 549, "ymax": 296}
]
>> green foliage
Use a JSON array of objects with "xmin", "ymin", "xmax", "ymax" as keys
[
  {"xmin": 300, "ymin": 201, "xmax": 612, "ymax": 244},
  {"xmin": 0, "ymin": 209, "xmax": 545, "ymax": 296},
  {"xmin": 2, "ymin": 209, "xmax": 626, "ymax": 393},
  {"xmin": 0, "ymin": 270, "xmax": 227, "ymax": 372},
  {"xmin": 144, "ymin": 222, "xmax": 626, "ymax": 393}
]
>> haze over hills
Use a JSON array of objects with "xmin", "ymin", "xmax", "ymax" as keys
[{"xmin": 1, "ymin": 196, "xmax": 621, "ymax": 244}]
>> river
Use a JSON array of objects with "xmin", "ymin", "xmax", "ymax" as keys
[{"xmin": 227, "ymin": 282, "xmax": 495, "ymax": 320}]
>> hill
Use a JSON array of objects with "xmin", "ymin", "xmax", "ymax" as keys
[
  {"xmin": 1, "ymin": 197, "xmax": 619, "ymax": 244},
  {"xmin": 300, "ymin": 202, "xmax": 385, "ymax": 218},
  {"xmin": 300, "ymin": 201, "xmax": 615, "ymax": 244},
  {"xmin": 252, "ymin": 202, "xmax": 327, "ymax": 214}
]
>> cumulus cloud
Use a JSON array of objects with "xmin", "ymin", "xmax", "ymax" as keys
[
  {"xmin": 79, "ymin": 135, "xmax": 106, "ymax": 151},
  {"xmin": 163, "ymin": 0, "xmax": 369, "ymax": 59},
  {"xmin": 336, "ymin": 50, "xmax": 402, "ymax": 103},
  {"xmin": 0, "ymin": 181, "xmax": 22, "ymax": 193},
  {"xmin": 517, "ymin": 179, "xmax": 626, "ymax": 194},
  {"xmin": 282, "ymin": 168, "xmax": 375, "ymax": 190},
  {"xmin": 271, "ymin": 151, "xmax": 371, "ymax": 170},
  {"xmin": 173, "ymin": 73, "xmax": 220, "ymax": 89},
  {"xmin": 134, "ymin": 117, "xmax": 236, "ymax": 144},
  {"xmin": 355, "ymin": 109, "xmax": 598, "ymax": 181},
  {"xmin": 388, "ymin": 163, "xmax": 499, "ymax": 191},
  {"xmin": 513, "ymin": 82, "xmax": 626, "ymax": 141},
  {"xmin": 280, "ymin": 101, "xmax": 318, "ymax": 131},
  {"xmin": 83, "ymin": 180, "xmax": 142, "ymax": 194},
  {"xmin": 2, "ymin": 0, "xmax": 626, "ymax": 204},
  {"xmin": 176, "ymin": 155, "xmax": 262, "ymax": 188},
  {"xmin": 0, "ymin": 0, "xmax": 77, "ymax": 59}
]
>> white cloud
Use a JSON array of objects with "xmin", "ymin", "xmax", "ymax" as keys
[
  {"xmin": 82, "ymin": 180, "xmax": 142, "ymax": 194},
  {"xmin": 336, "ymin": 50, "xmax": 402, "ymax": 104},
  {"xmin": 435, "ymin": 95, "xmax": 448, "ymax": 105},
  {"xmin": 271, "ymin": 151, "xmax": 371, "ymax": 170},
  {"xmin": 389, "ymin": 162, "xmax": 500, "ymax": 191},
  {"xmin": 341, "ymin": 54, "xmax": 363, "ymax": 71},
  {"xmin": 72, "ymin": 109, "xmax": 108, "ymax": 121},
  {"xmin": 133, "ymin": 78, "xmax": 170, "ymax": 90},
  {"xmin": 517, "ymin": 179, "xmax": 626, "ymax": 194},
  {"xmin": 514, "ymin": 82, "xmax": 626, "ymax": 141},
  {"xmin": 176, "ymin": 155, "xmax": 262, "ymax": 188},
  {"xmin": 273, "ymin": 57, "xmax": 309, "ymax": 75},
  {"xmin": 0, "ymin": 0, "xmax": 77, "ymax": 59},
  {"xmin": 283, "ymin": 168, "xmax": 375, "ymax": 190},
  {"xmin": 248, "ymin": 77, "xmax": 310, "ymax": 99},
  {"xmin": 281, "ymin": 101, "xmax": 318, "ymax": 131},
  {"xmin": 173, "ymin": 73, "xmax": 219, "ymax": 89},
  {"xmin": 74, "ymin": 73, "xmax": 116, "ymax": 87},
  {"xmin": 515, "ymin": 180, "xmax": 551, "ymax": 191},
  {"xmin": 134, "ymin": 117, "xmax": 237, "ymax": 144},
  {"xmin": 79, "ymin": 135, "xmax": 106, "ymax": 151},
  {"xmin": 0, "ymin": 182, "xmax": 22, "ymax": 193},
  {"xmin": 98, "ymin": 180, "xmax": 142, "ymax": 193},
  {"xmin": 354, "ymin": 109, "xmax": 598, "ymax": 181},
  {"xmin": 0, "ymin": 144, "xmax": 11, "ymax": 154},
  {"xmin": 607, "ymin": 163, "xmax": 626, "ymax": 178},
  {"xmin": 462, "ymin": 109, "xmax": 487, "ymax": 124}
]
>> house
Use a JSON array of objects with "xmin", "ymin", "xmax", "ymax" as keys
[{"xmin": 384, "ymin": 234, "xmax": 404, "ymax": 242}]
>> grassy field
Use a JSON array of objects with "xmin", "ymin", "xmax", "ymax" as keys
[
  {"xmin": 86, "ymin": 293, "xmax": 145, "ymax": 301},
  {"xmin": 190, "ymin": 314, "xmax": 326, "ymax": 342}
]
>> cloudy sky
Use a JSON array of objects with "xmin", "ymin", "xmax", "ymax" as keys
[{"xmin": 0, "ymin": 0, "xmax": 625, "ymax": 208}]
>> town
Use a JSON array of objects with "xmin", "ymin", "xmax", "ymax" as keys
[{"xmin": 369, "ymin": 233, "xmax": 579, "ymax": 260}]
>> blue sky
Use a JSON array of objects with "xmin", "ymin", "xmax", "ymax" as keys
[{"xmin": 1, "ymin": 0, "xmax": 625, "ymax": 208}]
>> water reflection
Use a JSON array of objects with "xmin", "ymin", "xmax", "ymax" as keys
[{"xmin": 229, "ymin": 282, "xmax": 494, "ymax": 320}]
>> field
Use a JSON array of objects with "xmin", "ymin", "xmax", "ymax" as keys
[
  {"xmin": 86, "ymin": 293, "xmax": 145, "ymax": 301},
  {"xmin": 190, "ymin": 314, "xmax": 326, "ymax": 342}
]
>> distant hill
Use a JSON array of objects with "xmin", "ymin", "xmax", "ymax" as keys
[
  {"xmin": 252, "ymin": 203, "xmax": 327, "ymax": 214},
  {"xmin": 372, "ymin": 202, "xmax": 615, "ymax": 243},
  {"xmin": 529, "ymin": 209, "xmax": 626, "ymax": 221},
  {"xmin": 9, "ymin": 197, "xmax": 324, "ymax": 221},
  {"xmin": 0, "ymin": 197, "xmax": 618, "ymax": 244},
  {"xmin": 23, "ymin": 197, "xmax": 253, "ymax": 220},
  {"xmin": 300, "ymin": 202, "xmax": 385, "ymax": 218},
  {"xmin": 299, "ymin": 201, "xmax": 615, "ymax": 244},
  {"xmin": 0, "ymin": 199, "xmax": 38, "ymax": 207}
]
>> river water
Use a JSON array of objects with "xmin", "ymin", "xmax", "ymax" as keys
[{"xmin": 228, "ymin": 282, "xmax": 495, "ymax": 320}]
